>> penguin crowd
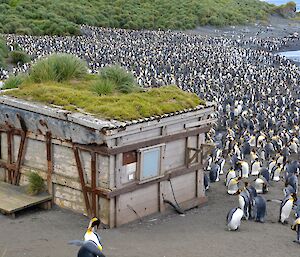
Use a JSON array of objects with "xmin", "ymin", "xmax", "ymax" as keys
[
  {"xmin": 205, "ymin": 99, "xmax": 300, "ymax": 242},
  {"xmin": 1, "ymin": 24, "xmax": 299, "ymax": 85}
]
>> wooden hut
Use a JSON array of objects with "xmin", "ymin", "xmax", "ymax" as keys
[{"xmin": 0, "ymin": 94, "xmax": 215, "ymax": 227}]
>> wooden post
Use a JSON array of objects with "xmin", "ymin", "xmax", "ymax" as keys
[
  {"xmin": 46, "ymin": 132, "xmax": 53, "ymax": 195},
  {"xmin": 91, "ymin": 152, "xmax": 97, "ymax": 217},
  {"xmin": 6, "ymin": 130, "xmax": 12, "ymax": 183},
  {"xmin": 13, "ymin": 131, "xmax": 27, "ymax": 185}
]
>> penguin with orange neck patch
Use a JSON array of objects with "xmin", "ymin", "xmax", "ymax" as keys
[
  {"xmin": 69, "ymin": 217, "xmax": 105, "ymax": 257},
  {"xmin": 84, "ymin": 217, "xmax": 103, "ymax": 252}
]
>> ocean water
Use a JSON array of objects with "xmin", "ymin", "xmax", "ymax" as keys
[
  {"xmin": 277, "ymin": 51, "xmax": 300, "ymax": 63},
  {"xmin": 265, "ymin": 0, "xmax": 300, "ymax": 11}
]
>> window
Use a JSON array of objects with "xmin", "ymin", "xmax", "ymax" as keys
[{"xmin": 139, "ymin": 145, "xmax": 164, "ymax": 182}]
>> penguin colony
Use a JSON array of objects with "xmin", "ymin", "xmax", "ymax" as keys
[
  {"xmin": 205, "ymin": 122, "xmax": 300, "ymax": 243},
  {"xmin": 2, "ymin": 25, "xmax": 300, "ymax": 246}
]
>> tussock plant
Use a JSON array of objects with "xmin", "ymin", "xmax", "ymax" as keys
[
  {"xmin": 10, "ymin": 50, "xmax": 30, "ymax": 65},
  {"xmin": 26, "ymin": 172, "xmax": 45, "ymax": 196},
  {"xmin": 3, "ymin": 74, "xmax": 26, "ymax": 89},
  {"xmin": 30, "ymin": 54, "xmax": 87, "ymax": 83},
  {"xmin": 92, "ymin": 79, "xmax": 115, "ymax": 96},
  {"xmin": 99, "ymin": 65, "xmax": 139, "ymax": 93}
]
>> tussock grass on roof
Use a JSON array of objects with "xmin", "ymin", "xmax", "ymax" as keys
[{"xmin": 4, "ymin": 79, "xmax": 205, "ymax": 121}]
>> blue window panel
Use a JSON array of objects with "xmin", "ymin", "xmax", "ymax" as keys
[{"xmin": 142, "ymin": 148, "xmax": 160, "ymax": 179}]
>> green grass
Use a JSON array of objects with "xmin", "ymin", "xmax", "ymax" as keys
[
  {"xmin": 10, "ymin": 50, "xmax": 30, "ymax": 65},
  {"xmin": 26, "ymin": 171, "xmax": 45, "ymax": 196},
  {"xmin": 99, "ymin": 65, "xmax": 140, "ymax": 94},
  {"xmin": 0, "ymin": 37, "xmax": 9, "ymax": 68},
  {"xmin": 30, "ymin": 54, "xmax": 88, "ymax": 83},
  {"xmin": 2, "ymin": 79, "xmax": 204, "ymax": 121},
  {"xmin": 2, "ymin": 74, "xmax": 26, "ymax": 89},
  {"xmin": 0, "ymin": 0, "xmax": 277, "ymax": 35}
]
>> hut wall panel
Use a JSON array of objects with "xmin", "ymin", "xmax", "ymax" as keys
[
  {"xmin": 166, "ymin": 123, "xmax": 184, "ymax": 134},
  {"xmin": 12, "ymin": 134, "xmax": 21, "ymax": 163},
  {"xmin": 164, "ymin": 139, "xmax": 186, "ymax": 171},
  {"xmin": 97, "ymin": 154, "xmax": 109, "ymax": 188},
  {"xmin": 161, "ymin": 172, "xmax": 196, "ymax": 204},
  {"xmin": 0, "ymin": 132, "xmax": 7, "ymax": 160},
  {"xmin": 187, "ymin": 135, "xmax": 199, "ymax": 164},
  {"xmin": 120, "ymin": 128, "xmax": 161, "ymax": 145},
  {"xmin": 79, "ymin": 150, "xmax": 91, "ymax": 184},
  {"xmin": 23, "ymin": 138, "xmax": 47, "ymax": 170},
  {"xmin": 117, "ymin": 184, "xmax": 159, "ymax": 225},
  {"xmin": 98, "ymin": 197, "xmax": 110, "ymax": 225},
  {"xmin": 53, "ymin": 144, "xmax": 79, "ymax": 178}
]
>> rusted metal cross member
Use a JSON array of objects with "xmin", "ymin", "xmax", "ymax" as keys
[
  {"xmin": 73, "ymin": 146, "xmax": 99, "ymax": 218},
  {"xmin": 0, "ymin": 126, "xmax": 27, "ymax": 185}
]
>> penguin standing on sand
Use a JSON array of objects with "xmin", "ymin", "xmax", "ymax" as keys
[
  {"xmin": 204, "ymin": 173, "xmax": 210, "ymax": 191},
  {"xmin": 238, "ymin": 190, "xmax": 250, "ymax": 220},
  {"xmin": 272, "ymin": 164, "xmax": 282, "ymax": 182},
  {"xmin": 227, "ymin": 177, "xmax": 241, "ymax": 195},
  {"xmin": 227, "ymin": 207, "xmax": 244, "ymax": 231},
  {"xmin": 251, "ymin": 158, "xmax": 261, "ymax": 176},
  {"xmin": 209, "ymin": 163, "xmax": 220, "ymax": 182},
  {"xmin": 291, "ymin": 217, "xmax": 300, "ymax": 244},
  {"xmin": 283, "ymin": 184, "xmax": 296, "ymax": 197},
  {"xmin": 254, "ymin": 175, "xmax": 269, "ymax": 194},
  {"xmin": 237, "ymin": 161, "xmax": 249, "ymax": 178},
  {"xmin": 69, "ymin": 217, "xmax": 105, "ymax": 257},
  {"xmin": 84, "ymin": 217, "xmax": 103, "ymax": 251},
  {"xmin": 286, "ymin": 174, "xmax": 298, "ymax": 194},
  {"xmin": 225, "ymin": 167, "xmax": 236, "ymax": 186},
  {"xmin": 217, "ymin": 157, "xmax": 226, "ymax": 175},
  {"xmin": 291, "ymin": 204, "xmax": 300, "ymax": 244},
  {"xmin": 252, "ymin": 195, "xmax": 267, "ymax": 223},
  {"xmin": 279, "ymin": 193, "xmax": 297, "ymax": 224}
]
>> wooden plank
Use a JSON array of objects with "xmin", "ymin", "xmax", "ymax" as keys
[
  {"xmin": 7, "ymin": 130, "xmax": 12, "ymax": 183},
  {"xmin": 0, "ymin": 181, "xmax": 52, "ymax": 214},
  {"xmin": 107, "ymin": 126, "xmax": 211, "ymax": 155},
  {"xmin": 107, "ymin": 163, "xmax": 202, "ymax": 198},
  {"xmin": 13, "ymin": 131, "xmax": 27, "ymax": 185},
  {"xmin": 0, "ymin": 132, "xmax": 2, "ymax": 160},
  {"xmin": 91, "ymin": 152, "xmax": 97, "ymax": 217},
  {"xmin": 74, "ymin": 126, "xmax": 210, "ymax": 156},
  {"xmin": 184, "ymin": 118, "xmax": 217, "ymax": 128},
  {"xmin": 73, "ymin": 147, "xmax": 91, "ymax": 216},
  {"xmin": 46, "ymin": 132, "xmax": 53, "ymax": 194}
]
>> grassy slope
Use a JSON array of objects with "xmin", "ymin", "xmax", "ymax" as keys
[
  {"xmin": 0, "ymin": 0, "xmax": 275, "ymax": 35},
  {"xmin": 2, "ymin": 78, "xmax": 204, "ymax": 121},
  {"xmin": 0, "ymin": 37, "xmax": 9, "ymax": 68}
]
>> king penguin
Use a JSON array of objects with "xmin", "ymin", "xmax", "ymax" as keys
[
  {"xmin": 69, "ymin": 217, "xmax": 105, "ymax": 257},
  {"xmin": 279, "ymin": 193, "xmax": 297, "ymax": 224},
  {"xmin": 251, "ymin": 158, "xmax": 261, "ymax": 176},
  {"xmin": 84, "ymin": 217, "xmax": 103, "ymax": 252},
  {"xmin": 237, "ymin": 161, "xmax": 249, "ymax": 178},
  {"xmin": 227, "ymin": 207, "xmax": 244, "ymax": 231},
  {"xmin": 291, "ymin": 217, "xmax": 300, "ymax": 244},
  {"xmin": 252, "ymin": 195, "xmax": 267, "ymax": 223},
  {"xmin": 238, "ymin": 190, "xmax": 250, "ymax": 220}
]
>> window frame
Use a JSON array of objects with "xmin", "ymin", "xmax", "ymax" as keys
[{"xmin": 137, "ymin": 144, "xmax": 165, "ymax": 183}]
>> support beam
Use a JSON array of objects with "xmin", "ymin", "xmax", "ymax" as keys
[
  {"xmin": 46, "ymin": 132, "xmax": 53, "ymax": 195},
  {"xmin": 73, "ymin": 146, "xmax": 91, "ymax": 217}
]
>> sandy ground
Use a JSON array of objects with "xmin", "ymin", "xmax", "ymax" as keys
[{"xmin": 1, "ymin": 169, "xmax": 300, "ymax": 257}]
